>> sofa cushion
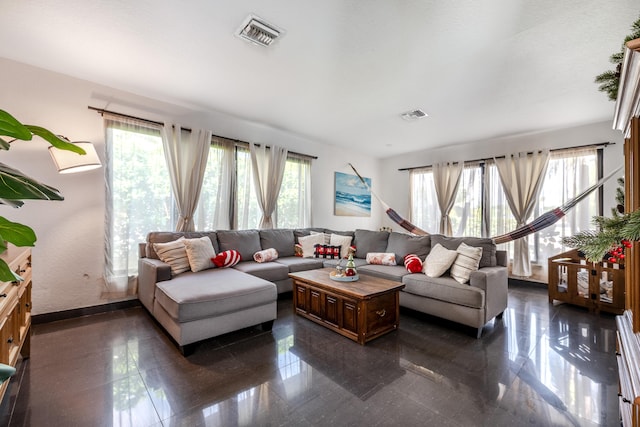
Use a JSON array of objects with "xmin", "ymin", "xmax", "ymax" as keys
[
  {"xmin": 275, "ymin": 256, "xmax": 325, "ymax": 273},
  {"xmin": 259, "ymin": 229, "xmax": 295, "ymax": 257},
  {"xmin": 153, "ymin": 238, "xmax": 190, "ymax": 276},
  {"xmin": 232, "ymin": 261, "xmax": 290, "ymax": 282},
  {"xmin": 430, "ymin": 235, "xmax": 496, "ymax": 268},
  {"xmin": 322, "ymin": 258, "xmax": 368, "ymax": 268},
  {"xmin": 401, "ymin": 274, "xmax": 485, "ymax": 309},
  {"xmin": 154, "ymin": 268, "xmax": 276, "ymax": 323},
  {"xmin": 385, "ymin": 232, "xmax": 431, "ymax": 265},
  {"xmin": 146, "ymin": 231, "xmax": 219, "ymax": 259},
  {"xmin": 354, "ymin": 229, "xmax": 389, "ymax": 258},
  {"xmin": 423, "ymin": 243, "xmax": 458, "ymax": 277},
  {"xmin": 293, "ymin": 228, "xmax": 325, "ymax": 243},
  {"xmin": 357, "ymin": 264, "xmax": 411, "ymax": 282},
  {"xmin": 217, "ymin": 230, "xmax": 262, "ymax": 262},
  {"xmin": 450, "ymin": 243, "xmax": 483, "ymax": 284},
  {"xmin": 183, "ymin": 236, "xmax": 216, "ymax": 272}
]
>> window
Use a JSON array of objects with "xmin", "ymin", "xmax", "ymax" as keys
[
  {"xmin": 105, "ymin": 118, "xmax": 313, "ymax": 289},
  {"xmin": 104, "ymin": 117, "xmax": 170, "ymax": 295},
  {"xmin": 535, "ymin": 149, "xmax": 598, "ymax": 263},
  {"xmin": 409, "ymin": 148, "xmax": 600, "ymax": 264},
  {"xmin": 410, "ymin": 165, "xmax": 483, "ymax": 236}
]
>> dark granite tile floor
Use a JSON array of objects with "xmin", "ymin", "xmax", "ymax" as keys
[{"xmin": 0, "ymin": 282, "xmax": 620, "ymax": 426}]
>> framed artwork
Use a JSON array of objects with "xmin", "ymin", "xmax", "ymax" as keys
[{"xmin": 334, "ymin": 171, "xmax": 371, "ymax": 217}]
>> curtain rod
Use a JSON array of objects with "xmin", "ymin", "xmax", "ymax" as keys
[
  {"xmin": 397, "ymin": 142, "xmax": 614, "ymax": 171},
  {"xmin": 88, "ymin": 106, "xmax": 318, "ymax": 160}
]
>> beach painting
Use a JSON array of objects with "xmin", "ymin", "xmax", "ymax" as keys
[{"xmin": 334, "ymin": 171, "xmax": 372, "ymax": 217}]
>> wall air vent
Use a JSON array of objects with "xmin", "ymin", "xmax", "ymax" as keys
[
  {"xmin": 236, "ymin": 15, "xmax": 282, "ymax": 47},
  {"xmin": 401, "ymin": 109, "xmax": 428, "ymax": 121}
]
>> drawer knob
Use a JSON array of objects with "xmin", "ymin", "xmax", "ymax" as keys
[
  {"xmin": 0, "ymin": 293, "xmax": 6, "ymax": 298},
  {"xmin": 7, "ymin": 337, "xmax": 13, "ymax": 344},
  {"xmin": 25, "ymin": 303, "xmax": 30, "ymax": 308},
  {"xmin": 20, "ymin": 269, "xmax": 26, "ymax": 273},
  {"xmin": 376, "ymin": 309, "xmax": 387, "ymax": 317}
]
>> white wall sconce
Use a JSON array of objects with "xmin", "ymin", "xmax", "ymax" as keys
[{"xmin": 48, "ymin": 141, "xmax": 102, "ymax": 174}]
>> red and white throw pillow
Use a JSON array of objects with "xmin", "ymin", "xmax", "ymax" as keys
[
  {"xmin": 314, "ymin": 244, "xmax": 341, "ymax": 259},
  {"xmin": 404, "ymin": 254, "xmax": 423, "ymax": 273},
  {"xmin": 212, "ymin": 250, "xmax": 241, "ymax": 268}
]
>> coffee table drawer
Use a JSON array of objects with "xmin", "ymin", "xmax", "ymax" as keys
[{"xmin": 365, "ymin": 293, "xmax": 398, "ymax": 337}]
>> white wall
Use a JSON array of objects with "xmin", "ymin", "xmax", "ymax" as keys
[
  {"xmin": 0, "ymin": 58, "xmax": 381, "ymax": 314},
  {"xmin": 380, "ymin": 121, "xmax": 626, "ymax": 232}
]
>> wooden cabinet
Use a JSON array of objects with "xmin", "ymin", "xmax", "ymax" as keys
[
  {"xmin": 0, "ymin": 246, "xmax": 32, "ymax": 404},
  {"xmin": 548, "ymin": 249, "xmax": 625, "ymax": 315},
  {"xmin": 613, "ymin": 36, "xmax": 640, "ymax": 426}
]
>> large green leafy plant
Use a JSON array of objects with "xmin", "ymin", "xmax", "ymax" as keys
[{"xmin": 0, "ymin": 109, "xmax": 85, "ymax": 281}]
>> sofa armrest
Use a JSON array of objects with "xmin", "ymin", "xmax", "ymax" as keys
[
  {"xmin": 138, "ymin": 257, "xmax": 172, "ymax": 311},
  {"xmin": 469, "ymin": 266, "xmax": 508, "ymax": 321}
]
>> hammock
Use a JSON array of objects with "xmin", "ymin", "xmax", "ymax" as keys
[{"xmin": 348, "ymin": 163, "xmax": 623, "ymax": 244}]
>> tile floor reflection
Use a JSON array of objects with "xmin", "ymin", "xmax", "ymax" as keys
[{"xmin": 0, "ymin": 282, "xmax": 620, "ymax": 426}]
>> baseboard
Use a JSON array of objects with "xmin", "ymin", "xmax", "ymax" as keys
[
  {"xmin": 508, "ymin": 277, "xmax": 547, "ymax": 288},
  {"xmin": 32, "ymin": 299, "xmax": 141, "ymax": 325}
]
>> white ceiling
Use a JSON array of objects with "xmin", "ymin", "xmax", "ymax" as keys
[{"xmin": 1, "ymin": 0, "xmax": 638, "ymax": 158}]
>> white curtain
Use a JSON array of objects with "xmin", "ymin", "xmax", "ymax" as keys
[
  {"xmin": 433, "ymin": 162, "xmax": 464, "ymax": 236},
  {"xmin": 104, "ymin": 114, "xmax": 168, "ymax": 296},
  {"xmin": 494, "ymin": 150, "xmax": 550, "ymax": 277},
  {"xmin": 250, "ymin": 143, "xmax": 288, "ymax": 229},
  {"xmin": 161, "ymin": 125, "xmax": 212, "ymax": 232},
  {"xmin": 193, "ymin": 136, "xmax": 234, "ymax": 230}
]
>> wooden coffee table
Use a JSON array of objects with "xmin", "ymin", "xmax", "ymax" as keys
[{"xmin": 289, "ymin": 268, "xmax": 405, "ymax": 345}]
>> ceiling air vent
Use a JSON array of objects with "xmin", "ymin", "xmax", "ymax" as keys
[
  {"xmin": 401, "ymin": 109, "xmax": 428, "ymax": 121},
  {"xmin": 236, "ymin": 15, "xmax": 282, "ymax": 47}
]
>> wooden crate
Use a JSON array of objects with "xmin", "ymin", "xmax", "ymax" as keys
[{"xmin": 548, "ymin": 249, "xmax": 625, "ymax": 315}]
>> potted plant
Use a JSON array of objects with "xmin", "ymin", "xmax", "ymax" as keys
[{"xmin": 0, "ymin": 109, "xmax": 85, "ymax": 281}]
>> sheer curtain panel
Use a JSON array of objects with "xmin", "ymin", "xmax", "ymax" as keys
[
  {"xmin": 433, "ymin": 162, "xmax": 464, "ymax": 236},
  {"xmin": 250, "ymin": 143, "xmax": 288, "ymax": 229},
  {"xmin": 193, "ymin": 136, "xmax": 234, "ymax": 231},
  {"xmin": 494, "ymin": 150, "xmax": 550, "ymax": 277},
  {"xmin": 161, "ymin": 126, "xmax": 212, "ymax": 232},
  {"xmin": 104, "ymin": 115, "xmax": 169, "ymax": 296}
]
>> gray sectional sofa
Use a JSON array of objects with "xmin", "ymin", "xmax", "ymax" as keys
[{"xmin": 138, "ymin": 228, "xmax": 508, "ymax": 354}]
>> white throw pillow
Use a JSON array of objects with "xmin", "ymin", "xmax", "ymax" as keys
[
  {"xmin": 423, "ymin": 243, "xmax": 458, "ymax": 278},
  {"xmin": 298, "ymin": 233, "xmax": 325, "ymax": 258},
  {"xmin": 310, "ymin": 230, "xmax": 331, "ymax": 244},
  {"xmin": 451, "ymin": 242, "xmax": 483, "ymax": 284},
  {"xmin": 153, "ymin": 237, "xmax": 190, "ymax": 276},
  {"xmin": 330, "ymin": 233, "xmax": 353, "ymax": 259},
  {"xmin": 183, "ymin": 236, "xmax": 216, "ymax": 272}
]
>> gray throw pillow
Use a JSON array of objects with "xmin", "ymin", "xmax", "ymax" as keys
[
  {"xmin": 259, "ymin": 229, "xmax": 295, "ymax": 257},
  {"xmin": 385, "ymin": 232, "xmax": 431, "ymax": 265},
  {"xmin": 354, "ymin": 229, "xmax": 390, "ymax": 259},
  {"xmin": 217, "ymin": 230, "xmax": 262, "ymax": 262},
  {"xmin": 430, "ymin": 234, "xmax": 497, "ymax": 268}
]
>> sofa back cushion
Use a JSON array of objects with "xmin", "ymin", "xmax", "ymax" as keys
[
  {"xmin": 217, "ymin": 230, "xmax": 262, "ymax": 262},
  {"xmin": 354, "ymin": 229, "xmax": 390, "ymax": 259},
  {"xmin": 430, "ymin": 234, "xmax": 497, "ymax": 268},
  {"xmin": 259, "ymin": 229, "xmax": 296, "ymax": 257},
  {"xmin": 385, "ymin": 232, "xmax": 431, "ymax": 265},
  {"xmin": 146, "ymin": 231, "xmax": 219, "ymax": 260}
]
